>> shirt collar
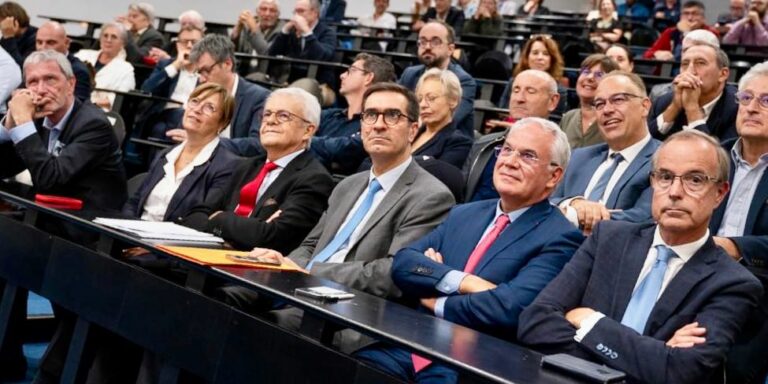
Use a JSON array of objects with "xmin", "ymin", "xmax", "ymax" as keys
[
  {"xmin": 730, "ymin": 138, "xmax": 768, "ymax": 168},
  {"xmin": 494, "ymin": 200, "xmax": 531, "ymax": 224},
  {"xmin": 608, "ymin": 133, "xmax": 651, "ymax": 164},
  {"xmin": 230, "ymin": 75, "xmax": 240, "ymax": 97},
  {"xmin": 368, "ymin": 156, "xmax": 412, "ymax": 193},
  {"xmin": 701, "ymin": 91, "xmax": 723, "ymax": 118},
  {"xmin": 651, "ymin": 225, "xmax": 709, "ymax": 263},
  {"xmin": 43, "ymin": 101, "xmax": 75, "ymax": 133},
  {"xmin": 270, "ymin": 148, "xmax": 305, "ymax": 169},
  {"xmin": 136, "ymin": 27, "xmax": 148, "ymax": 36},
  {"xmin": 165, "ymin": 137, "xmax": 221, "ymax": 168}
]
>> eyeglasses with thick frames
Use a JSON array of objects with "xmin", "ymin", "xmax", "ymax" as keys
[
  {"xmin": 592, "ymin": 92, "xmax": 643, "ymax": 111},
  {"xmin": 196, "ymin": 62, "xmax": 222, "ymax": 77},
  {"xmin": 361, "ymin": 109, "xmax": 413, "ymax": 126},
  {"xmin": 417, "ymin": 37, "xmax": 445, "ymax": 48},
  {"xmin": 735, "ymin": 91, "xmax": 768, "ymax": 109},
  {"xmin": 494, "ymin": 144, "xmax": 558, "ymax": 167},
  {"xmin": 187, "ymin": 98, "xmax": 218, "ymax": 115},
  {"xmin": 650, "ymin": 170, "xmax": 719, "ymax": 194},
  {"xmin": 262, "ymin": 109, "xmax": 311, "ymax": 124}
]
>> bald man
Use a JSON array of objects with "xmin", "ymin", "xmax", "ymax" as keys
[{"xmin": 35, "ymin": 21, "xmax": 92, "ymax": 101}]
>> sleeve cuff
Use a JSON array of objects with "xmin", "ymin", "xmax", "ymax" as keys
[
  {"xmin": 164, "ymin": 64, "xmax": 179, "ymax": 78},
  {"xmin": 684, "ymin": 119, "xmax": 706, "ymax": 130},
  {"xmin": 656, "ymin": 114, "xmax": 673, "ymax": 134},
  {"xmin": 8, "ymin": 121, "xmax": 37, "ymax": 144},
  {"xmin": 436, "ymin": 270, "xmax": 467, "ymax": 294},
  {"xmin": 434, "ymin": 297, "xmax": 448, "ymax": 318},
  {"xmin": 574, "ymin": 312, "xmax": 606, "ymax": 342}
]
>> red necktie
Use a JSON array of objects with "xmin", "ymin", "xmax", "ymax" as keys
[
  {"xmin": 412, "ymin": 213, "xmax": 511, "ymax": 374},
  {"xmin": 234, "ymin": 161, "xmax": 278, "ymax": 217}
]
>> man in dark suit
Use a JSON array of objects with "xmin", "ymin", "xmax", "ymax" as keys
[
  {"xmin": 552, "ymin": 72, "xmax": 661, "ymax": 234},
  {"xmin": 517, "ymin": 130, "xmax": 763, "ymax": 383},
  {"xmin": 183, "ymin": 88, "xmax": 334, "ymax": 254},
  {"xmin": 399, "ymin": 21, "xmax": 475, "ymax": 137},
  {"xmin": 648, "ymin": 44, "xmax": 737, "ymax": 142},
  {"xmin": 413, "ymin": 0, "xmax": 465, "ymax": 35},
  {"xmin": 319, "ymin": 0, "xmax": 347, "ymax": 23},
  {"xmin": 268, "ymin": 0, "xmax": 337, "ymax": 87},
  {"xmin": 119, "ymin": 2, "xmax": 166, "ymax": 64},
  {"xmin": 34, "ymin": 21, "xmax": 91, "ymax": 102},
  {"xmin": 178, "ymin": 34, "xmax": 270, "ymax": 157},
  {"xmin": 356, "ymin": 117, "xmax": 584, "ymax": 383}
]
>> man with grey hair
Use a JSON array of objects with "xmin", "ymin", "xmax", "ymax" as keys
[
  {"xmin": 552, "ymin": 72, "xmax": 661, "ymax": 234},
  {"xmin": 356, "ymin": 117, "xmax": 583, "ymax": 383},
  {"xmin": 722, "ymin": 0, "xmax": 768, "ymax": 46},
  {"xmin": 648, "ymin": 29, "xmax": 719, "ymax": 101},
  {"xmin": 117, "ymin": 2, "xmax": 166, "ymax": 63},
  {"xmin": 180, "ymin": 34, "xmax": 270, "ymax": 156},
  {"xmin": 232, "ymin": 0, "xmax": 283, "ymax": 56},
  {"xmin": 519, "ymin": 128, "xmax": 762, "ymax": 384},
  {"xmin": 35, "ymin": 21, "xmax": 91, "ymax": 101},
  {"xmin": 183, "ymin": 87, "xmax": 334, "ymax": 253}
]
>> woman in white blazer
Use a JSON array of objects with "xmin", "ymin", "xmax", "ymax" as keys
[{"xmin": 75, "ymin": 22, "xmax": 135, "ymax": 110}]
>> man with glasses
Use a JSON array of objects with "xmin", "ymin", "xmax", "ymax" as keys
[
  {"xmin": 519, "ymin": 129, "xmax": 762, "ymax": 384},
  {"xmin": 552, "ymin": 72, "xmax": 661, "ymax": 234},
  {"xmin": 221, "ymin": 83, "xmax": 454, "ymax": 351},
  {"xmin": 311, "ymin": 53, "xmax": 395, "ymax": 174},
  {"xmin": 643, "ymin": 0, "xmax": 718, "ymax": 62},
  {"xmin": 35, "ymin": 21, "xmax": 91, "ymax": 102},
  {"xmin": 648, "ymin": 42, "xmax": 737, "ymax": 142},
  {"xmin": 181, "ymin": 34, "xmax": 270, "ymax": 156},
  {"xmin": 232, "ymin": 0, "xmax": 283, "ymax": 56},
  {"xmin": 399, "ymin": 20, "xmax": 476, "ymax": 137},
  {"xmin": 356, "ymin": 117, "xmax": 583, "ymax": 383},
  {"xmin": 182, "ymin": 88, "xmax": 333, "ymax": 253}
]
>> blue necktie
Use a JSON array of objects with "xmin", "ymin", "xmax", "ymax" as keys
[
  {"xmin": 587, "ymin": 153, "xmax": 624, "ymax": 202},
  {"xmin": 621, "ymin": 245, "xmax": 675, "ymax": 334},
  {"xmin": 307, "ymin": 179, "xmax": 383, "ymax": 269}
]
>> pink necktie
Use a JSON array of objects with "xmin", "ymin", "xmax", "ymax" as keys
[{"xmin": 412, "ymin": 213, "xmax": 511, "ymax": 373}]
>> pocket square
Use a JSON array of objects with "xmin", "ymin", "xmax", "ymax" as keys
[{"xmin": 262, "ymin": 198, "xmax": 278, "ymax": 206}]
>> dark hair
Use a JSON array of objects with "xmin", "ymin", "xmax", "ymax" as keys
[
  {"xmin": 682, "ymin": 0, "xmax": 705, "ymax": 11},
  {"xmin": 581, "ymin": 53, "xmax": 620, "ymax": 73},
  {"xmin": 189, "ymin": 34, "xmax": 236, "ymax": 72},
  {"xmin": 607, "ymin": 43, "xmax": 634, "ymax": 65},
  {"xmin": 355, "ymin": 53, "xmax": 396, "ymax": 83},
  {"xmin": 361, "ymin": 82, "xmax": 419, "ymax": 122},
  {"xmin": 421, "ymin": 20, "xmax": 456, "ymax": 44},
  {"xmin": 0, "ymin": 1, "xmax": 29, "ymax": 28},
  {"xmin": 187, "ymin": 83, "xmax": 236, "ymax": 131},
  {"xmin": 513, "ymin": 35, "xmax": 564, "ymax": 79}
]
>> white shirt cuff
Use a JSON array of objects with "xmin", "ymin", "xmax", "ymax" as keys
[
  {"xmin": 164, "ymin": 64, "xmax": 179, "ymax": 78},
  {"xmin": 559, "ymin": 198, "xmax": 580, "ymax": 227},
  {"xmin": 656, "ymin": 114, "xmax": 673, "ymax": 134},
  {"xmin": 434, "ymin": 297, "xmax": 448, "ymax": 318},
  {"xmin": 684, "ymin": 119, "xmax": 706, "ymax": 130},
  {"xmin": 574, "ymin": 312, "xmax": 606, "ymax": 342},
  {"xmin": 436, "ymin": 270, "xmax": 467, "ymax": 294}
]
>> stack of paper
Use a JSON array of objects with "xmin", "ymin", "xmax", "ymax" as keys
[{"xmin": 93, "ymin": 218, "xmax": 224, "ymax": 244}]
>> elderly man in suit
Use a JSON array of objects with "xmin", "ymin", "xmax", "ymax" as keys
[
  {"xmin": 118, "ymin": 2, "xmax": 166, "ymax": 63},
  {"xmin": 356, "ymin": 117, "xmax": 584, "ymax": 383},
  {"xmin": 169, "ymin": 34, "xmax": 270, "ymax": 157},
  {"xmin": 34, "ymin": 21, "xmax": 91, "ymax": 102},
  {"xmin": 648, "ymin": 44, "xmax": 737, "ymax": 142},
  {"xmin": 518, "ymin": 129, "xmax": 763, "ymax": 384},
  {"xmin": 552, "ymin": 72, "xmax": 660, "ymax": 234},
  {"xmin": 399, "ymin": 21, "xmax": 475, "ymax": 137},
  {"xmin": 183, "ymin": 88, "xmax": 334, "ymax": 253},
  {"xmin": 412, "ymin": 0, "xmax": 465, "ymax": 35}
]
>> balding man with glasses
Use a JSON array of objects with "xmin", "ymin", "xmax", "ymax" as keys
[
  {"xmin": 552, "ymin": 72, "xmax": 661, "ymax": 235},
  {"xmin": 519, "ymin": 129, "xmax": 762, "ymax": 384}
]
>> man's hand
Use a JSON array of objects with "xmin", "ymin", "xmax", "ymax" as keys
[
  {"xmin": 713, "ymin": 236, "xmax": 742, "ymax": 261},
  {"xmin": 565, "ymin": 307, "xmax": 596, "ymax": 328},
  {"xmin": 748, "ymin": 10, "xmax": 761, "ymax": 26},
  {"xmin": 266, "ymin": 209, "xmax": 282, "ymax": 223},
  {"xmin": 484, "ymin": 119, "xmax": 514, "ymax": 134},
  {"xmin": 424, "ymin": 247, "xmax": 444, "ymax": 264},
  {"xmin": 249, "ymin": 247, "xmax": 308, "ymax": 272},
  {"xmin": 458, "ymin": 274, "xmax": 497, "ymax": 294},
  {"xmin": 93, "ymin": 96, "xmax": 112, "ymax": 110},
  {"xmin": 149, "ymin": 47, "xmax": 171, "ymax": 62},
  {"xmin": 0, "ymin": 16, "xmax": 19, "ymax": 38},
  {"xmin": 676, "ymin": 19, "xmax": 693, "ymax": 33},
  {"xmin": 7, "ymin": 89, "xmax": 39, "ymax": 128},
  {"xmin": 292, "ymin": 14, "xmax": 310, "ymax": 35},
  {"xmin": 170, "ymin": 47, "xmax": 190, "ymax": 70},
  {"xmin": 653, "ymin": 50, "xmax": 675, "ymax": 61},
  {"xmin": 165, "ymin": 128, "xmax": 187, "ymax": 143},
  {"xmin": 239, "ymin": 10, "xmax": 259, "ymax": 32},
  {"xmin": 666, "ymin": 322, "xmax": 706, "ymax": 348},
  {"xmin": 420, "ymin": 297, "xmax": 437, "ymax": 311},
  {"xmin": 570, "ymin": 198, "xmax": 611, "ymax": 235}
]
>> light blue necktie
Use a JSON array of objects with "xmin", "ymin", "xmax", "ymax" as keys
[
  {"xmin": 307, "ymin": 179, "xmax": 382, "ymax": 269},
  {"xmin": 587, "ymin": 153, "xmax": 624, "ymax": 202},
  {"xmin": 621, "ymin": 245, "xmax": 675, "ymax": 334}
]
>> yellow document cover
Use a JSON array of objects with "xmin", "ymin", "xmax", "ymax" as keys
[{"xmin": 157, "ymin": 246, "xmax": 300, "ymax": 271}]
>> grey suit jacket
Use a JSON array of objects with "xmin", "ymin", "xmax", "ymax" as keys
[{"xmin": 288, "ymin": 160, "xmax": 455, "ymax": 299}]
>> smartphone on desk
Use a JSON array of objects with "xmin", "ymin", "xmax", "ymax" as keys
[
  {"xmin": 294, "ymin": 286, "xmax": 355, "ymax": 302},
  {"xmin": 226, "ymin": 253, "xmax": 282, "ymax": 266}
]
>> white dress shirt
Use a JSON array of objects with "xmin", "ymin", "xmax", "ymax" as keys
[{"xmin": 655, "ymin": 92, "xmax": 723, "ymax": 135}]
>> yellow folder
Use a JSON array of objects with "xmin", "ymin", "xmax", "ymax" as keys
[{"xmin": 157, "ymin": 245, "xmax": 301, "ymax": 271}]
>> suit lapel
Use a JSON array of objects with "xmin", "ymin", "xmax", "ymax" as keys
[
  {"xmin": 354, "ymin": 161, "xmax": 418, "ymax": 243},
  {"xmin": 612, "ymin": 226, "xmax": 654, "ymax": 320},
  {"xmin": 575, "ymin": 146, "xmax": 607, "ymax": 194},
  {"xmin": 605, "ymin": 140, "xmax": 657, "ymax": 208},
  {"xmin": 231, "ymin": 78, "xmax": 245, "ymax": 137},
  {"xmin": 710, "ymin": 155, "xmax": 736, "ymax": 232},
  {"xmin": 137, "ymin": 158, "xmax": 168, "ymax": 216},
  {"xmin": 453, "ymin": 201, "xmax": 497, "ymax": 269},
  {"xmin": 746, "ymin": 170, "xmax": 768, "ymax": 233},
  {"xmin": 165, "ymin": 160, "xmax": 211, "ymax": 220},
  {"xmin": 317, "ymin": 174, "xmax": 368, "ymax": 250},
  {"xmin": 252, "ymin": 152, "xmax": 310, "ymax": 213}
]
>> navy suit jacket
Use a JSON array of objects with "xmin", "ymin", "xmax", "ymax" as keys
[
  {"xmin": 68, "ymin": 53, "xmax": 92, "ymax": 102},
  {"xmin": 268, "ymin": 21, "xmax": 337, "ymax": 86},
  {"xmin": 122, "ymin": 142, "xmax": 242, "ymax": 222},
  {"xmin": 220, "ymin": 77, "xmax": 271, "ymax": 157},
  {"xmin": 399, "ymin": 62, "xmax": 477, "ymax": 138},
  {"xmin": 648, "ymin": 84, "xmax": 739, "ymax": 142},
  {"xmin": 518, "ymin": 221, "xmax": 763, "ymax": 384},
  {"xmin": 551, "ymin": 138, "xmax": 661, "ymax": 223},
  {"xmin": 137, "ymin": 58, "xmax": 187, "ymax": 128},
  {"xmin": 392, "ymin": 199, "xmax": 584, "ymax": 339},
  {"xmin": 321, "ymin": 0, "xmax": 347, "ymax": 23}
]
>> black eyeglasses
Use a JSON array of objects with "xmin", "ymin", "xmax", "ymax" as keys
[
  {"xmin": 417, "ymin": 37, "xmax": 445, "ymax": 48},
  {"xmin": 262, "ymin": 109, "xmax": 311, "ymax": 124},
  {"xmin": 735, "ymin": 91, "xmax": 768, "ymax": 109},
  {"xmin": 592, "ymin": 92, "xmax": 643, "ymax": 111},
  {"xmin": 361, "ymin": 109, "xmax": 413, "ymax": 126},
  {"xmin": 346, "ymin": 65, "xmax": 369, "ymax": 75}
]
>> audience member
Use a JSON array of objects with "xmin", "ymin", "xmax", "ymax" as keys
[
  {"xmin": 653, "ymin": 0, "xmax": 680, "ymax": 28},
  {"xmin": 140, "ymin": 25, "xmax": 204, "ymax": 140},
  {"xmin": 124, "ymin": 83, "xmax": 241, "ymax": 222},
  {"xmin": 518, "ymin": 129, "xmax": 762, "ymax": 384},
  {"xmin": 589, "ymin": 0, "xmax": 623, "ymax": 51},
  {"xmin": 74, "ymin": 23, "xmax": 136, "ymax": 111},
  {"xmin": 605, "ymin": 43, "xmax": 635, "ymax": 72},
  {"xmin": 357, "ymin": 0, "xmax": 397, "ymax": 51},
  {"xmin": 715, "ymin": 0, "xmax": 747, "ymax": 36},
  {"xmin": 117, "ymin": 2, "xmax": 166, "ymax": 63},
  {"xmin": 268, "ymin": 0, "xmax": 337, "ymax": 87},
  {"xmin": 356, "ymin": 117, "xmax": 584, "ymax": 383},
  {"xmin": 232, "ymin": 0, "xmax": 283, "ymax": 56},
  {"xmin": 186, "ymin": 34, "xmax": 271, "ymax": 156},
  {"xmin": 35, "ymin": 22, "xmax": 91, "ymax": 102},
  {"xmin": 648, "ymin": 28, "xmax": 719, "ymax": 101},
  {"xmin": 517, "ymin": 0, "xmax": 550, "ymax": 17},
  {"xmin": 410, "ymin": 0, "xmax": 433, "ymax": 24},
  {"xmin": 413, "ymin": 0, "xmax": 466, "ymax": 35},
  {"xmin": 0, "ymin": 45, "xmax": 20, "ymax": 117},
  {"xmin": 147, "ymin": 10, "xmax": 206, "ymax": 62},
  {"xmin": 643, "ymin": 0, "xmax": 718, "ymax": 61},
  {"xmin": 554, "ymin": 72, "xmax": 660, "ymax": 234},
  {"xmin": 617, "ymin": 0, "xmax": 651, "ymax": 22},
  {"xmin": 0, "ymin": 1, "xmax": 35, "ymax": 66},
  {"xmin": 400, "ymin": 21, "xmax": 476, "ymax": 137},
  {"xmin": 648, "ymin": 44, "xmax": 737, "ymax": 141},
  {"xmin": 498, "ymin": 0, "xmax": 519, "ymax": 16},
  {"xmin": 311, "ymin": 53, "xmax": 395, "ymax": 174},
  {"xmin": 183, "ymin": 88, "xmax": 334, "ymax": 253},
  {"xmin": 465, "ymin": 70, "xmax": 560, "ymax": 202},
  {"xmin": 722, "ymin": 0, "xmax": 768, "ymax": 46},
  {"xmin": 319, "ymin": 0, "xmax": 347, "ymax": 23},
  {"xmin": 463, "ymin": 0, "xmax": 503, "ymax": 36},
  {"xmin": 457, "ymin": 0, "xmax": 479, "ymax": 18},
  {"xmin": 559, "ymin": 54, "xmax": 619, "ymax": 149}
]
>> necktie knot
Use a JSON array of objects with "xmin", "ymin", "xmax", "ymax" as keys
[
  {"xmin": 368, "ymin": 179, "xmax": 382, "ymax": 195},
  {"xmin": 610, "ymin": 152, "xmax": 624, "ymax": 163},
  {"xmin": 655, "ymin": 245, "xmax": 674, "ymax": 264},
  {"xmin": 263, "ymin": 161, "xmax": 278, "ymax": 173},
  {"xmin": 494, "ymin": 213, "xmax": 511, "ymax": 228}
]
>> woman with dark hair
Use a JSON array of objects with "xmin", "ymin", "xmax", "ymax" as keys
[
  {"xmin": 517, "ymin": 0, "xmax": 550, "ymax": 16},
  {"xmin": 589, "ymin": 0, "xmax": 623, "ymax": 51},
  {"xmin": 605, "ymin": 43, "xmax": 634, "ymax": 72},
  {"xmin": 559, "ymin": 54, "xmax": 619, "ymax": 149},
  {"xmin": 463, "ymin": 0, "xmax": 503, "ymax": 36},
  {"xmin": 123, "ymin": 83, "xmax": 241, "ymax": 222}
]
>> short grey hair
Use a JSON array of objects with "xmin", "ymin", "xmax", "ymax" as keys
[
  {"xmin": 100, "ymin": 22, "xmax": 129, "ymax": 44},
  {"xmin": 415, "ymin": 68, "xmax": 463, "ymax": 109},
  {"xmin": 178, "ymin": 9, "xmax": 205, "ymax": 31},
  {"xmin": 739, "ymin": 61, "xmax": 768, "ymax": 91},
  {"xmin": 302, "ymin": 0, "xmax": 321, "ymax": 12},
  {"xmin": 683, "ymin": 29, "xmax": 719, "ymax": 49},
  {"xmin": 24, "ymin": 50, "xmax": 74, "ymax": 79},
  {"xmin": 271, "ymin": 87, "xmax": 322, "ymax": 127},
  {"xmin": 189, "ymin": 34, "xmax": 235, "ymax": 71},
  {"xmin": 507, "ymin": 117, "xmax": 570, "ymax": 170},
  {"xmin": 129, "ymin": 2, "xmax": 155, "ymax": 22},
  {"xmin": 518, "ymin": 69, "xmax": 557, "ymax": 94},
  {"xmin": 652, "ymin": 130, "xmax": 730, "ymax": 183}
]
